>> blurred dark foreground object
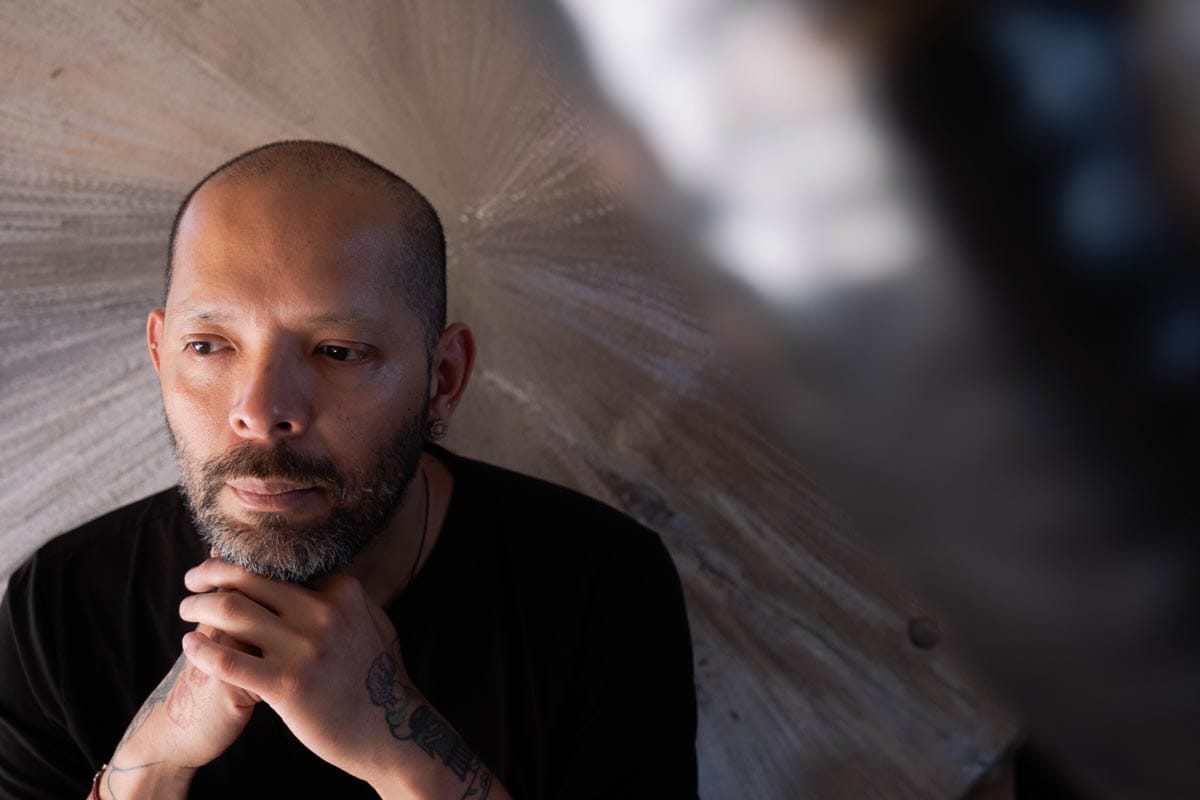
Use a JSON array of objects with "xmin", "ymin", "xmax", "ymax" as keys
[
  {"xmin": 535, "ymin": 1, "xmax": 1200, "ymax": 798},
  {"xmin": 876, "ymin": 4, "xmax": 1200, "ymax": 797}
]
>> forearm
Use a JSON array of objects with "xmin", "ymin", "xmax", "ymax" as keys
[
  {"xmin": 363, "ymin": 653, "xmax": 510, "ymax": 800},
  {"xmin": 89, "ymin": 761, "xmax": 196, "ymax": 800},
  {"xmin": 90, "ymin": 640, "xmax": 251, "ymax": 800},
  {"xmin": 90, "ymin": 657, "xmax": 198, "ymax": 800},
  {"xmin": 372, "ymin": 743, "xmax": 511, "ymax": 799}
]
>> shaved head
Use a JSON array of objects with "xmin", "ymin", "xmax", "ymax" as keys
[{"xmin": 167, "ymin": 140, "xmax": 445, "ymax": 358}]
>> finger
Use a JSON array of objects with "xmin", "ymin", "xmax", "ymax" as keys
[
  {"xmin": 195, "ymin": 622, "xmax": 261, "ymax": 656},
  {"xmin": 184, "ymin": 558, "xmax": 319, "ymax": 619},
  {"xmin": 182, "ymin": 630, "xmax": 276, "ymax": 700},
  {"xmin": 311, "ymin": 573, "xmax": 394, "ymax": 650},
  {"xmin": 365, "ymin": 599, "xmax": 400, "ymax": 654},
  {"xmin": 179, "ymin": 591, "xmax": 293, "ymax": 653},
  {"xmin": 306, "ymin": 570, "xmax": 365, "ymax": 601}
]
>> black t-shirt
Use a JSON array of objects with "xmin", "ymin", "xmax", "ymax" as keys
[{"xmin": 0, "ymin": 446, "xmax": 697, "ymax": 798}]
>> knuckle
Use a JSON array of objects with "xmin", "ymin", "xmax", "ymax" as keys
[
  {"xmin": 278, "ymin": 666, "xmax": 308, "ymax": 698},
  {"xmin": 212, "ymin": 648, "xmax": 238, "ymax": 676},
  {"xmin": 215, "ymin": 592, "xmax": 247, "ymax": 621},
  {"xmin": 310, "ymin": 602, "xmax": 338, "ymax": 633},
  {"xmin": 295, "ymin": 636, "xmax": 322, "ymax": 663}
]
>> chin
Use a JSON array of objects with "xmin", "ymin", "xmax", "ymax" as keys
[{"xmin": 199, "ymin": 510, "xmax": 377, "ymax": 585}]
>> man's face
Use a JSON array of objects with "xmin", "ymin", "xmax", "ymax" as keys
[{"xmin": 150, "ymin": 174, "xmax": 433, "ymax": 583}]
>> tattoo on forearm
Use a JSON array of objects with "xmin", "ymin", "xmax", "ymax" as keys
[
  {"xmin": 115, "ymin": 654, "xmax": 187, "ymax": 753},
  {"xmin": 366, "ymin": 648, "xmax": 494, "ymax": 799},
  {"xmin": 167, "ymin": 657, "xmax": 209, "ymax": 728},
  {"xmin": 105, "ymin": 654, "xmax": 194, "ymax": 799},
  {"xmin": 104, "ymin": 761, "xmax": 163, "ymax": 800}
]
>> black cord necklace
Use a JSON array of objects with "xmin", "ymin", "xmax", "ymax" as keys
[{"xmin": 407, "ymin": 466, "xmax": 430, "ymax": 587}]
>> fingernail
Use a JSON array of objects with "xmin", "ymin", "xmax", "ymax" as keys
[{"xmin": 182, "ymin": 633, "xmax": 196, "ymax": 652}]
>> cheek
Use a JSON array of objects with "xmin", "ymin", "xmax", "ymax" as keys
[
  {"xmin": 318, "ymin": 394, "xmax": 420, "ymax": 463},
  {"xmin": 317, "ymin": 406, "xmax": 378, "ymax": 463},
  {"xmin": 161, "ymin": 369, "xmax": 230, "ymax": 449}
]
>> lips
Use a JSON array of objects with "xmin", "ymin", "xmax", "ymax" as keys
[
  {"xmin": 226, "ymin": 480, "xmax": 320, "ymax": 512},
  {"xmin": 227, "ymin": 479, "xmax": 315, "ymax": 495}
]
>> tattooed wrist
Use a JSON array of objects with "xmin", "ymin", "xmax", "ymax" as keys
[
  {"xmin": 99, "ymin": 760, "xmax": 196, "ymax": 800},
  {"xmin": 112, "ymin": 655, "xmax": 188, "ymax": 760},
  {"xmin": 104, "ymin": 654, "xmax": 201, "ymax": 799},
  {"xmin": 366, "ymin": 648, "xmax": 494, "ymax": 799}
]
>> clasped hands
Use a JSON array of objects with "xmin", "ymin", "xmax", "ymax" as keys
[
  {"xmin": 103, "ymin": 556, "xmax": 429, "ymax": 799},
  {"xmin": 178, "ymin": 556, "xmax": 405, "ymax": 778}
]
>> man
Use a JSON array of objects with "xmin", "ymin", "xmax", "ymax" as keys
[{"xmin": 0, "ymin": 141, "xmax": 697, "ymax": 798}]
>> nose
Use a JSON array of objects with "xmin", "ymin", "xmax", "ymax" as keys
[{"xmin": 228, "ymin": 349, "xmax": 311, "ymax": 442}]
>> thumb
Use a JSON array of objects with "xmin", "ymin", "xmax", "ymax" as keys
[{"xmin": 365, "ymin": 602, "xmax": 405, "ymax": 667}]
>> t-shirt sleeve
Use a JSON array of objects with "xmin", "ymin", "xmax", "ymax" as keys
[
  {"xmin": 555, "ymin": 526, "xmax": 699, "ymax": 799},
  {"xmin": 0, "ymin": 557, "xmax": 93, "ymax": 799}
]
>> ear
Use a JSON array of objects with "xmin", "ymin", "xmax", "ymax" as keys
[
  {"xmin": 427, "ymin": 322, "xmax": 475, "ymax": 428},
  {"xmin": 147, "ymin": 309, "xmax": 165, "ymax": 375}
]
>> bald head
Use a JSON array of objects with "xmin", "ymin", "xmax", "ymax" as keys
[{"xmin": 166, "ymin": 140, "xmax": 445, "ymax": 358}]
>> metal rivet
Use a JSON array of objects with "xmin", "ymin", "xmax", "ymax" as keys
[{"xmin": 908, "ymin": 616, "xmax": 942, "ymax": 649}]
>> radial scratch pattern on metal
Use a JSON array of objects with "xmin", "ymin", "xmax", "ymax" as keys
[{"xmin": 0, "ymin": 2, "xmax": 1015, "ymax": 797}]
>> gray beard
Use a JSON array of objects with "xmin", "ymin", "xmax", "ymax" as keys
[{"xmin": 168, "ymin": 406, "xmax": 427, "ymax": 584}]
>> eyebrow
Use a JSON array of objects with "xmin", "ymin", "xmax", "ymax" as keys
[
  {"xmin": 304, "ymin": 312, "xmax": 382, "ymax": 329},
  {"xmin": 174, "ymin": 307, "xmax": 231, "ymax": 324},
  {"xmin": 174, "ymin": 307, "xmax": 383, "ymax": 331}
]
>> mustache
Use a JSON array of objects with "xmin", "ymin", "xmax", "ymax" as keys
[{"xmin": 199, "ymin": 443, "xmax": 344, "ymax": 509}]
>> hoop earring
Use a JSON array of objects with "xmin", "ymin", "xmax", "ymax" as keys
[{"xmin": 427, "ymin": 418, "xmax": 447, "ymax": 440}]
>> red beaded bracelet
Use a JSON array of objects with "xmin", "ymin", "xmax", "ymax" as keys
[{"xmin": 90, "ymin": 763, "xmax": 106, "ymax": 799}]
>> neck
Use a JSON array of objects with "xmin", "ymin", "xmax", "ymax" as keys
[{"xmin": 345, "ymin": 450, "xmax": 453, "ymax": 607}]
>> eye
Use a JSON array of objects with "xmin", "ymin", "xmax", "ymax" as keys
[
  {"xmin": 185, "ymin": 340, "xmax": 228, "ymax": 356},
  {"xmin": 316, "ymin": 344, "xmax": 369, "ymax": 362}
]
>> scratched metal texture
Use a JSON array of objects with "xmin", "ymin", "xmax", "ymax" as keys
[{"xmin": 0, "ymin": 2, "xmax": 1016, "ymax": 797}]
